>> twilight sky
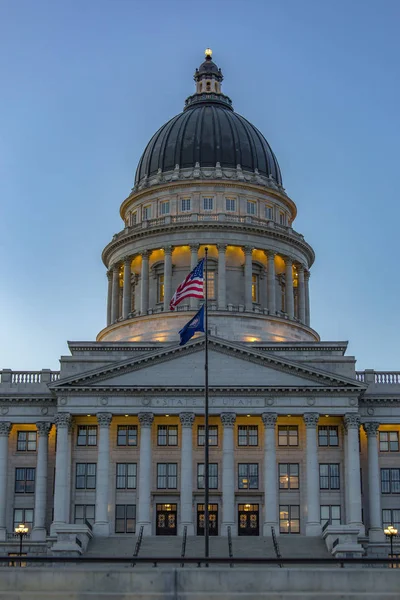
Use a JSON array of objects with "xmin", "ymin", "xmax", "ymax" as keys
[{"xmin": 1, "ymin": 0, "xmax": 399, "ymax": 371}]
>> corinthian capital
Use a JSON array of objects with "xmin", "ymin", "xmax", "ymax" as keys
[
  {"xmin": 0, "ymin": 422, "xmax": 12, "ymax": 437},
  {"xmin": 262, "ymin": 413, "xmax": 277, "ymax": 428},
  {"xmin": 363, "ymin": 422, "xmax": 380, "ymax": 437},
  {"xmin": 97, "ymin": 413, "xmax": 112, "ymax": 428},
  {"xmin": 303, "ymin": 413, "xmax": 319, "ymax": 428},
  {"xmin": 344, "ymin": 413, "xmax": 361, "ymax": 430},
  {"xmin": 179, "ymin": 412, "xmax": 195, "ymax": 427},
  {"xmin": 54, "ymin": 413, "xmax": 72, "ymax": 430},
  {"xmin": 138, "ymin": 412, "xmax": 154, "ymax": 427},
  {"xmin": 36, "ymin": 422, "xmax": 52, "ymax": 437},
  {"xmin": 220, "ymin": 412, "xmax": 236, "ymax": 427}
]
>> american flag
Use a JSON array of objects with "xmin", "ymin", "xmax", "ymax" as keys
[{"xmin": 170, "ymin": 259, "xmax": 205, "ymax": 310}]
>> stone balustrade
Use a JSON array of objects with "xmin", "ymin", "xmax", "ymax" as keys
[
  {"xmin": 356, "ymin": 371, "xmax": 400, "ymax": 384},
  {"xmin": 0, "ymin": 370, "xmax": 60, "ymax": 385}
]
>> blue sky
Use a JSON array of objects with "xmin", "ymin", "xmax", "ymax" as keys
[{"xmin": 1, "ymin": 0, "xmax": 399, "ymax": 371}]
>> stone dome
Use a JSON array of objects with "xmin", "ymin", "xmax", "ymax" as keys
[{"xmin": 134, "ymin": 52, "xmax": 282, "ymax": 186}]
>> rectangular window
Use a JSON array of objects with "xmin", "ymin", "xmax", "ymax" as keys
[
  {"xmin": 74, "ymin": 504, "xmax": 95, "ymax": 525},
  {"xmin": 226, "ymin": 198, "xmax": 236, "ymax": 212},
  {"xmin": 131, "ymin": 212, "xmax": 137, "ymax": 226},
  {"xmin": 238, "ymin": 463, "xmax": 259, "ymax": 489},
  {"xmin": 116, "ymin": 463, "xmax": 137, "ymax": 489},
  {"xmin": 381, "ymin": 469, "xmax": 400, "ymax": 494},
  {"xmin": 117, "ymin": 425, "xmax": 138, "ymax": 447},
  {"xmin": 279, "ymin": 212, "xmax": 286, "ymax": 225},
  {"xmin": 75, "ymin": 463, "xmax": 96, "ymax": 490},
  {"xmin": 197, "ymin": 463, "xmax": 218, "ymax": 489},
  {"xmin": 318, "ymin": 426, "xmax": 339, "ymax": 447},
  {"xmin": 160, "ymin": 201, "xmax": 170, "ymax": 215},
  {"xmin": 265, "ymin": 205, "xmax": 273, "ymax": 220},
  {"xmin": 181, "ymin": 198, "xmax": 191, "ymax": 212},
  {"xmin": 197, "ymin": 425, "xmax": 218, "ymax": 446},
  {"xmin": 206, "ymin": 271, "xmax": 216, "ymax": 300},
  {"xmin": 203, "ymin": 197, "xmax": 213, "ymax": 211},
  {"xmin": 279, "ymin": 505, "xmax": 300, "ymax": 534},
  {"xmin": 278, "ymin": 425, "xmax": 299, "ymax": 447},
  {"xmin": 143, "ymin": 205, "xmax": 151, "ymax": 221},
  {"xmin": 157, "ymin": 425, "xmax": 178, "ymax": 446},
  {"xmin": 157, "ymin": 463, "xmax": 177, "ymax": 489},
  {"xmin": 247, "ymin": 200, "xmax": 256, "ymax": 215},
  {"xmin": 251, "ymin": 274, "xmax": 259, "ymax": 303},
  {"xmin": 15, "ymin": 468, "xmax": 35, "ymax": 494},
  {"xmin": 77, "ymin": 425, "xmax": 97, "ymax": 447},
  {"xmin": 383, "ymin": 509, "xmax": 400, "ymax": 531},
  {"xmin": 115, "ymin": 504, "xmax": 136, "ymax": 533},
  {"xmin": 238, "ymin": 425, "xmax": 258, "ymax": 447},
  {"xmin": 379, "ymin": 431, "xmax": 399, "ymax": 452},
  {"xmin": 279, "ymin": 464, "xmax": 299, "ymax": 490},
  {"xmin": 320, "ymin": 505, "xmax": 341, "ymax": 526},
  {"xmin": 13, "ymin": 509, "xmax": 33, "ymax": 532},
  {"xmin": 158, "ymin": 274, "xmax": 165, "ymax": 303},
  {"xmin": 17, "ymin": 431, "xmax": 37, "ymax": 452},
  {"xmin": 319, "ymin": 464, "xmax": 340, "ymax": 490}
]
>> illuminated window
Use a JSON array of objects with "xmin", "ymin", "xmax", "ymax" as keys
[
  {"xmin": 252, "ymin": 274, "xmax": 259, "ymax": 303},
  {"xmin": 320, "ymin": 505, "xmax": 341, "ymax": 526},
  {"xmin": 143, "ymin": 205, "xmax": 151, "ymax": 220},
  {"xmin": 17, "ymin": 431, "xmax": 37, "ymax": 452},
  {"xmin": 203, "ymin": 197, "xmax": 213, "ymax": 210},
  {"xmin": 279, "ymin": 505, "xmax": 300, "ymax": 534},
  {"xmin": 181, "ymin": 198, "xmax": 191, "ymax": 212},
  {"xmin": 158, "ymin": 274, "xmax": 165, "ymax": 303},
  {"xmin": 247, "ymin": 200, "xmax": 256, "ymax": 215},
  {"xmin": 238, "ymin": 463, "xmax": 259, "ymax": 489},
  {"xmin": 226, "ymin": 198, "xmax": 236, "ymax": 212},
  {"xmin": 206, "ymin": 271, "xmax": 215, "ymax": 299},
  {"xmin": 117, "ymin": 425, "xmax": 137, "ymax": 446},
  {"xmin": 265, "ymin": 205, "xmax": 273, "ymax": 220},
  {"xmin": 279, "ymin": 464, "xmax": 299, "ymax": 490},
  {"xmin": 278, "ymin": 425, "xmax": 298, "ymax": 446},
  {"xmin": 160, "ymin": 201, "xmax": 170, "ymax": 215}
]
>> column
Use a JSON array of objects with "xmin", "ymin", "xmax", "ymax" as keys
[
  {"xmin": 94, "ymin": 413, "xmax": 112, "ymax": 536},
  {"xmin": 344, "ymin": 414, "xmax": 364, "ymax": 534},
  {"xmin": 0, "ymin": 422, "xmax": 11, "ymax": 541},
  {"xmin": 111, "ymin": 264, "xmax": 120, "ymax": 323},
  {"xmin": 190, "ymin": 245, "xmax": 199, "ymax": 309},
  {"xmin": 305, "ymin": 270, "xmax": 310, "ymax": 326},
  {"xmin": 179, "ymin": 413, "xmax": 195, "ymax": 535},
  {"xmin": 262, "ymin": 413, "xmax": 278, "ymax": 535},
  {"xmin": 163, "ymin": 246, "xmax": 173, "ymax": 312},
  {"xmin": 217, "ymin": 244, "xmax": 227, "ymax": 310},
  {"xmin": 32, "ymin": 422, "xmax": 52, "ymax": 541},
  {"xmin": 140, "ymin": 251, "xmax": 149, "ymax": 315},
  {"xmin": 363, "ymin": 422, "xmax": 385, "ymax": 542},
  {"xmin": 106, "ymin": 270, "xmax": 112, "ymax": 326},
  {"xmin": 244, "ymin": 246, "xmax": 253, "ymax": 311},
  {"xmin": 51, "ymin": 413, "xmax": 72, "ymax": 534},
  {"xmin": 303, "ymin": 413, "xmax": 321, "ymax": 536},
  {"xmin": 122, "ymin": 257, "xmax": 132, "ymax": 319},
  {"xmin": 221, "ymin": 412, "xmax": 236, "ymax": 535},
  {"xmin": 266, "ymin": 251, "xmax": 276, "ymax": 315},
  {"xmin": 285, "ymin": 257, "xmax": 294, "ymax": 319},
  {"xmin": 298, "ymin": 265, "xmax": 306, "ymax": 323},
  {"xmin": 137, "ymin": 412, "xmax": 154, "ymax": 535}
]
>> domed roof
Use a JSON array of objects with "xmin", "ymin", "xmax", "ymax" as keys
[{"xmin": 134, "ymin": 52, "xmax": 282, "ymax": 187}]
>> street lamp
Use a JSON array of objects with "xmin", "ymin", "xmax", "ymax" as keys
[
  {"xmin": 14, "ymin": 523, "xmax": 29, "ymax": 556},
  {"xmin": 384, "ymin": 525, "xmax": 398, "ymax": 561}
]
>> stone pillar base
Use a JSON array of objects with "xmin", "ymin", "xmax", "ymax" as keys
[
  {"xmin": 349, "ymin": 522, "xmax": 365, "ymax": 537},
  {"xmin": 0, "ymin": 528, "xmax": 6, "ymax": 542},
  {"xmin": 179, "ymin": 523, "xmax": 194, "ymax": 536},
  {"xmin": 92, "ymin": 521, "xmax": 110, "ymax": 537},
  {"xmin": 31, "ymin": 527, "xmax": 47, "ymax": 542},
  {"xmin": 221, "ymin": 522, "xmax": 236, "ymax": 537},
  {"xmin": 263, "ymin": 522, "xmax": 279, "ymax": 536},
  {"xmin": 50, "ymin": 521, "xmax": 66, "ymax": 536},
  {"xmin": 306, "ymin": 522, "xmax": 322, "ymax": 536},
  {"xmin": 137, "ymin": 521, "xmax": 152, "ymax": 536},
  {"xmin": 368, "ymin": 527, "xmax": 385, "ymax": 543}
]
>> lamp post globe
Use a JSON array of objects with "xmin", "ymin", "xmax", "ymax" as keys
[
  {"xmin": 384, "ymin": 525, "xmax": 398, "ymax": 560},
  {"xmin": 14, "ymin": 523, "xmax": 28, "ymax": 556}
]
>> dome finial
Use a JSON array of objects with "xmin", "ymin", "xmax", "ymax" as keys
[{"xmin": 205, "ymin": 48, "xmax": 212, "ymax": 59}]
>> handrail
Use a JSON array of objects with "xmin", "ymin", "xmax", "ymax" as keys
[
  {"xmin": 322, "ymin": 520, "xmax": 330, "ymax": 533},
  {"xmin": 271, "ymin": 526, "xmax": 283, "ymax": 568},
  {"xmin": 227, "ymin": 525, "xmax": 233, "ymax": 568},
  {"xmin": 180, "ymin": 526, "xmax": 187, "ymax": 567},
  {"xmin": 132, "ymin": 525, "xmax": 144, "ymax": 567},
  {"xmin": 332, "ymin": 538, "xmax": 339, "ymax": 549},
  {"xmin": 84, "ymin": 519, "xmax": 93, "ymax": 532}
]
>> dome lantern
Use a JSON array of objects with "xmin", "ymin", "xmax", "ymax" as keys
[{"xmin": 193, "ymin": 48, "xmax": 223, "ymax": 95}]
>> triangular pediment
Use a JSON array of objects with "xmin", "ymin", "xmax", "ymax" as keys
[{"xmin": 51, "ymin": 337, "xmax": 365, "ymax": 391}]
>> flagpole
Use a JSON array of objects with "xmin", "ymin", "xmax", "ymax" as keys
[{"xmin": 204, "ymin": 247, "xmax": 209, "ymax": 560}]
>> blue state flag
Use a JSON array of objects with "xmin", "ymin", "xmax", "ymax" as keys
[{"xmin": 179, "ymin": 305, "xmax": 205, "ymax": 346}]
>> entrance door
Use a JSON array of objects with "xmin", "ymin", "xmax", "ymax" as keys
[
  {"xmin": 156, "ymin": 503, "xmax": 177, "ymax": 536},
  {"xmin": 238, "ymin": 504, "xmax": 259, "ymax": 536},
  {"xmin": 197, "ymin": 504, "xmax": 218, "ymax": 536}
]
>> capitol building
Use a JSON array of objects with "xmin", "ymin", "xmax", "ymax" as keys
[{"xmin": 1, "ymin": 50, "xmax": 399, "ymax": 558}]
